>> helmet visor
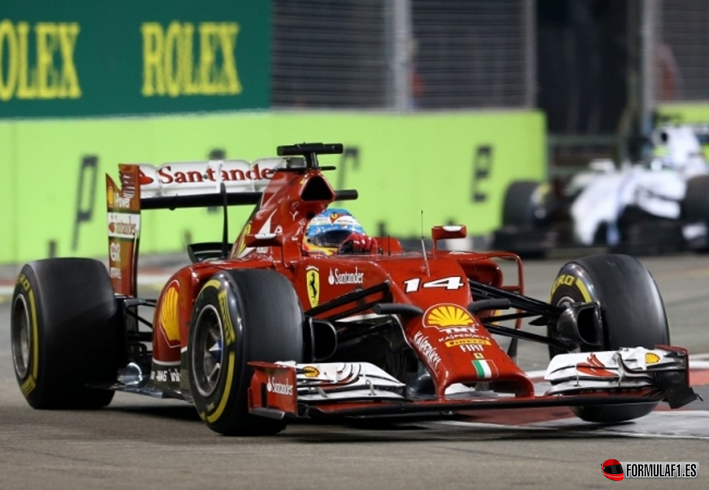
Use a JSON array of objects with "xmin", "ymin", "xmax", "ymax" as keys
[
  {"xmin": 309, "ymin": 230, "xmax": 354, "ymax": 248},
  {"xmin": 602, "ymin": 465, "xmax": 623, "ymax": 475}
]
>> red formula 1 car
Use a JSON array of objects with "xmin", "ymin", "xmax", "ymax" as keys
[{"xmin": 10, "ymin": 143, "xmax": 697, "ymax": 435}]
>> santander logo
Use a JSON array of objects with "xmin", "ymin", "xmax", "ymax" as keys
[
  {"xmin": 140, "ymin": 163, "xmax": 275, "ymax": 187},
  {"xmin": 267, "ymin": 377, "xmax": 293, "ymax": 396},
  {"xmin": 107, "ymin": 213, "xmax": 140, "ymax": 239},
  {"xmin": 328, "ymin": 267, "xmax": 364, "ymax": 285},
  {"xmin": 139, "ymin": 170, "xmax": 154, "ymax": 185}
]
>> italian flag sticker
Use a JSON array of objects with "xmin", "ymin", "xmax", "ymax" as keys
[{"xmin": 472, "ymin": 359, "xmax": 498, "ymax": 378}]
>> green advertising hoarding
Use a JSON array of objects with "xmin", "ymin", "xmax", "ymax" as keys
[
  {"xmin": 0, "ymin": 0, "xmax": 270, "ymax": 117},
  {"xmin": 658, "ymin": 103, "xmax": 709, "ymax": 122},
  {"xmin": 658, "ymin": 103, "xmax": 709, "ymax": 159},
  {"xmin": 0, "ymin": 111, "xmax": 545, "ymax": 264}
]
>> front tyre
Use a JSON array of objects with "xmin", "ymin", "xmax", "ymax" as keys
[
  {"xmin": 548, "ymin": 254, "xmax": 669, "ymax": 423},
  {"xmin": 188, "ymin": 269, "xmax": 304, "ymax": 436},
  {"xmin": 493, "ymin": 181, "xmax": 557, "ymax": 257},
  {"xmin": 682, "ymin": 175, "xmax": 709, "ymax": 252}
]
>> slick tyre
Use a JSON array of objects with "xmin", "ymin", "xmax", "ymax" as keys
[
  {"xmin": 501, "ymin": 181, "xmax": 551, "ymax": 227},
  {"xmin": 548, "ymin": 254, "xmax": 669, "ymax": 423},
  {"xmin": 11, "ymin": 258, "xmax": 121, "ymax": 409},
  {"xmin": 188, "ymin": 269, "xmax": 304, "ymax": 436},
  {"xmin": 683, "ymin": 174, "xmax": 709, "ymax": 223},
  {"xmin": 682, "ymin": 175, "xmax": 709, "ymax": 252},
  {"xmin": 613, "ymin": 206, "xmax": 685, "ymax": 256},
  {"xmin": 493, "ymin": 181, "xmax": 556, "ymax": 257}
]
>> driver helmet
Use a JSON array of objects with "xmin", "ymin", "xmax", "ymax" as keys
[{"xmin": 303, "ymin": 208, "xmax": 365, "ymax": 255}]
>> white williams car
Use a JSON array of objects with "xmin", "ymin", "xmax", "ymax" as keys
[{"xmin": 494, "ymin": 123, "xmax": 709, "ymax": 256}]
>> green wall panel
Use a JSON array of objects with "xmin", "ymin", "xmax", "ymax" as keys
[
  {"xmin": 0, "ymin": 111, "xmax": 546, "ymax": 264},
  {"xmin": 658, "ymin": 103, "xmax": 709, "ymax": 122},
  {"xmin": 657, "ymin": 103, "xmax": 709, "ymax": 159},
  {"xmin": 0, "ymin": 123, "xmax": 15, "ymax": 260}
]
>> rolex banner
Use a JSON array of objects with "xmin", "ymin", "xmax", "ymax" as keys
[{"xmin": 0, "ymin": 0, "xmax": 270, "ymax": 118}]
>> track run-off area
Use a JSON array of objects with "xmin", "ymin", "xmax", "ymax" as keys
[{"xmin": 1, "ymin": 254, "xmax": 708, "ymax": 489}]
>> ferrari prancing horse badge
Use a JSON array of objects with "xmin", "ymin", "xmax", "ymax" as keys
[{"xmin": 306, "ymin": 266, "xmax": 319, "ymax": 308}]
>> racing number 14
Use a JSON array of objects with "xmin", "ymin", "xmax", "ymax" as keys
[{"xmin": 403, "ymin": 276, "xmax": 465, "ymax": 293}]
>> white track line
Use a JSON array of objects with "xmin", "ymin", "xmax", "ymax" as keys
[
  {"xmin": 690, "ymin": 359, "xmax": 709, "ymax": 369},
  {"xmin": 526, "ymin": 369, "xmax": 546, "ymax": 379}
]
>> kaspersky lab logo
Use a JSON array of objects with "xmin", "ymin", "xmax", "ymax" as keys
[{"xmin": 602, "ymin": 459, "xmax": 624, "ymax": 481}]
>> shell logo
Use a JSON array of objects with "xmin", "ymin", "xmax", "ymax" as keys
[
  {"xmin": 107, "ymin": 186, "xmax": 115, "ymax": 208},
  {"xmin": 645, "ymin": 352, "xmax": 661, "ymax": 364},
  {"xmin": 159, "ymin": 282, "xmax": 180, "ymax": 345},
  {"xmin": 423, "ymin": 304, "xmax": 475, "ymax": 329},
  {"xmin": 236, "ymin": 223, "xmax": 251, "ymax": 257},
  {"xmin": 302, "ymin": 366, "xmax": 320, "ymax": 378}
]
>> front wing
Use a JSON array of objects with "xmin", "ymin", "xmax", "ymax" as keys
[{"xmin": 247, "ymin": 346, "xmax": 697, "ymax": 420}]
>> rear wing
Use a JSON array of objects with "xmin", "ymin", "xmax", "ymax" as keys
[
  {"xmin": 139, "ymin": 158, "xmax": 283, "ymax": 197},
  {"xmin": 106, "ymin": 147, "xmax": 358, "ymax": 296},
  {"xmin": 105, "ymin": 158, "xmax": 286, "ymax": 296}
]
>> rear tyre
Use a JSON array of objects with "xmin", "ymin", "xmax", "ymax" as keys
[
  {"xmin": 548, "ymin": 254, "xmax": 669, "ymax": 423},
  {"xmin": 188, "ymin": 269, "xmax": 304, "ymax": 436},
  {"xmin": 613, "ymin": 205, "xmax": 685, "ymax": 256},
  {"xmin": 683, "ymin": 175, "xmax": 709, "ymax": 223},
  {"xmin": 11, "ymin": 258, "xmax": 121, "ymax": 409}
]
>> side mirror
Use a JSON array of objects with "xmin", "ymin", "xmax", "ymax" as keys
[
  {"xmin": 431, "ymin": 225, "xmax": 467, "ymax": 253},
  {"xmin": 431, "ymin": 225, "xmax": 467, "ymax": 241}
]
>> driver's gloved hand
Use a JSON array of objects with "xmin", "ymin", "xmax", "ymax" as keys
[{"xmin": 338, "ymin": 233, "xmax": 378, "ymax": 254}]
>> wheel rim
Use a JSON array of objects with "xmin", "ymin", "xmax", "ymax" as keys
[
  {"xmin": 551, "ymin": 295, "xmax": 581, "ymax": 356},
  {"xmin": 555, "ymin": 295, "xmax": 575, "ymax": 308},
  {"xmin": 11, "ymin": 295, "xmax": 31, "ymax": 379},
  {"xmin": 191, "ymin": 305, "xmax": 224, "ymax": 398}
]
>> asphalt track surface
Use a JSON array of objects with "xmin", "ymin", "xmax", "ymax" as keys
[{"xmin": 1, "ymin": 254, "xmax": 709, "ymax": 489}]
